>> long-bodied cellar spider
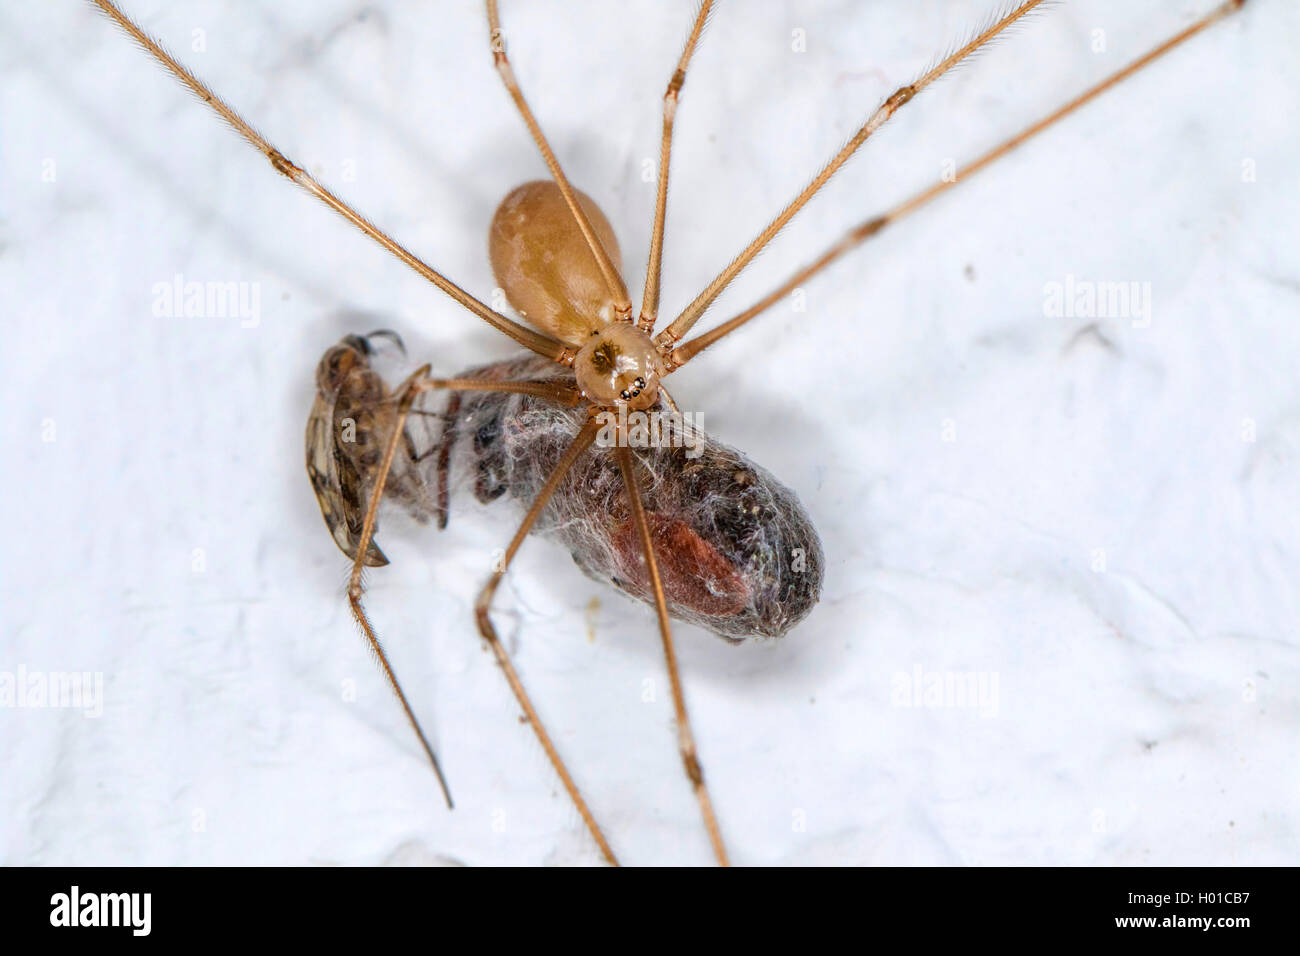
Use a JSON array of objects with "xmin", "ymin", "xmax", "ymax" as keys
[{"xmin": 5, "ymin": 1, "xmax": 1293, "ymax": 866}]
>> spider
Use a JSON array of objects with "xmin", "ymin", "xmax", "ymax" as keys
[{"xmin": 36, "ymin": 0, "xmax": 1268, "ymax": 865}]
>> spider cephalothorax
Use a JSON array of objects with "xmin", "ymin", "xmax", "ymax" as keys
[{"xmin": 572, "ymin": 322, "xmax": 665, "ymax": 410}]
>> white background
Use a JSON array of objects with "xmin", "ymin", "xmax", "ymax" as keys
[{"xmin": 1, "ymin": 0, "xmax": 1297, "ymax": 866}]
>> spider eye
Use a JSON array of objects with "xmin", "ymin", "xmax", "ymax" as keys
[
  {"xmin": 634, "ymin": 377, "xmax": 646, "ymax": 389},
  {"xmin": 620, "ymin": 389, "xmax": 630, "ymax": 401}
]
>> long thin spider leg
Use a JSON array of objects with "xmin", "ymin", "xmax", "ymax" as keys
[
  {"xmin": 656, "ymin": 0, "xmax": 1047, "ymax": 347},
  {"xmin": 485, "ymin": 0, "xmax": 632, "ymax": 321},
  {"xmin": 638, "ymin": 0, "xmax": 714, "ymax": 333},
  {"xmin": 409, "ymin": 378, "xmax": 584, "ymax": 406},
  {"xmin": 346, "ymin": 374, "xmax": 585, "ymax": 811},
  {"xmin": 614, "ymin": 445, "xmax": 730, "ymax": 866},
  {"xmin": 665, "ymin": 0, "xmax": 1251, "ymax": 369},
  {"xmin": 473, "ymin": 417, "xmax": 619, "ymax": 865},
  {"xmin": 88, "ymin": 0, "xmax": 570, "ymax": 363}
]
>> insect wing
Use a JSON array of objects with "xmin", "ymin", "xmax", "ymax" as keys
[{"xmin": 305, "ymin": 388, "xmax": 389, "ymax": 567}]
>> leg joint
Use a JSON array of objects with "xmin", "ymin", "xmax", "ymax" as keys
[
  {"xmin": 267, "ymin": 149, "xmax": 299, "ymax": 179},
  {"xmin": 682, "ymin": 749, "xmax": 704, "ymax": 787},
  {"xmin": 851, "ymin": 216, "xmax": 889, "ymax": 242},
  {"xmin": 885, "ymin": 84, "xmax": 917, "ymax": 112}
]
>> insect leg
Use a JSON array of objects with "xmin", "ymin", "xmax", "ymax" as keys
[
  {"xmin": 655, "ymin": 0, "xmax": 1048, "ymax": 347},
  {"xmin": 484, "ymin": 0, "xmax": 632, "ymax": 320},
  {"xmin": 433, "ymin": 392, "xmax": 462, "ymax": 531},
  {"xmin": 347, "ymin": 373, "xmax": 584, "ymax": 811},
  {"xmin": 638, "ymin": 0, "xmax": 714, "ymax": 333},
  {"xmin": 471, "ymin": 417, "xmax": 620, "ymax": 865},
  {"xmin": 88, "ymin": 0, "xmax": 570, "ymax": 362},
  {"xmin": 614, "ymin": 445, "xmax": 730, "ymax": 866},
  {"xmin": 666, "ymin": 0, "xmax": 1252, "ymax": 368}
]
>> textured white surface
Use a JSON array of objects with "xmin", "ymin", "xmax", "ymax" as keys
[{"xmin": 1, "ymin": 0, "xmax": 1297, "ymax": 866}]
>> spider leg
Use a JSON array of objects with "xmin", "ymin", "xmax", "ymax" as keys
[
  {"xmin": 656, "ymin": 0, "xmax": 1049, "ymax": 347},
  {"xmin": 639, "ymin": 1, "xmax": 714, "ymax": 332},
  {"xmin": 89, "ymin": 0, "xmax": 570, "ymax": 361},
  {"xmin": 615, "ymin": 444, "xmax": 729, "ymax": 866},
  {"xmin": 485, "ymin": 0, "xmax": 631, "ymax": 320},
  {"xmin": 346, "ymin": 373, "xmax": 583, "ymax": 812},
  {"xmin": 472, "ymin": 417, "xmax": 620, "ymax": 865},
  {"xmin": 667, "ymin": 0, "xmax": 1252, "ymax": 367}
]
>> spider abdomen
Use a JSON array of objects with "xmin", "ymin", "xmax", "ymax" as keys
[{"xmin": 488, "ymin": 180, "xmax": 628, "ymax": 343}]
